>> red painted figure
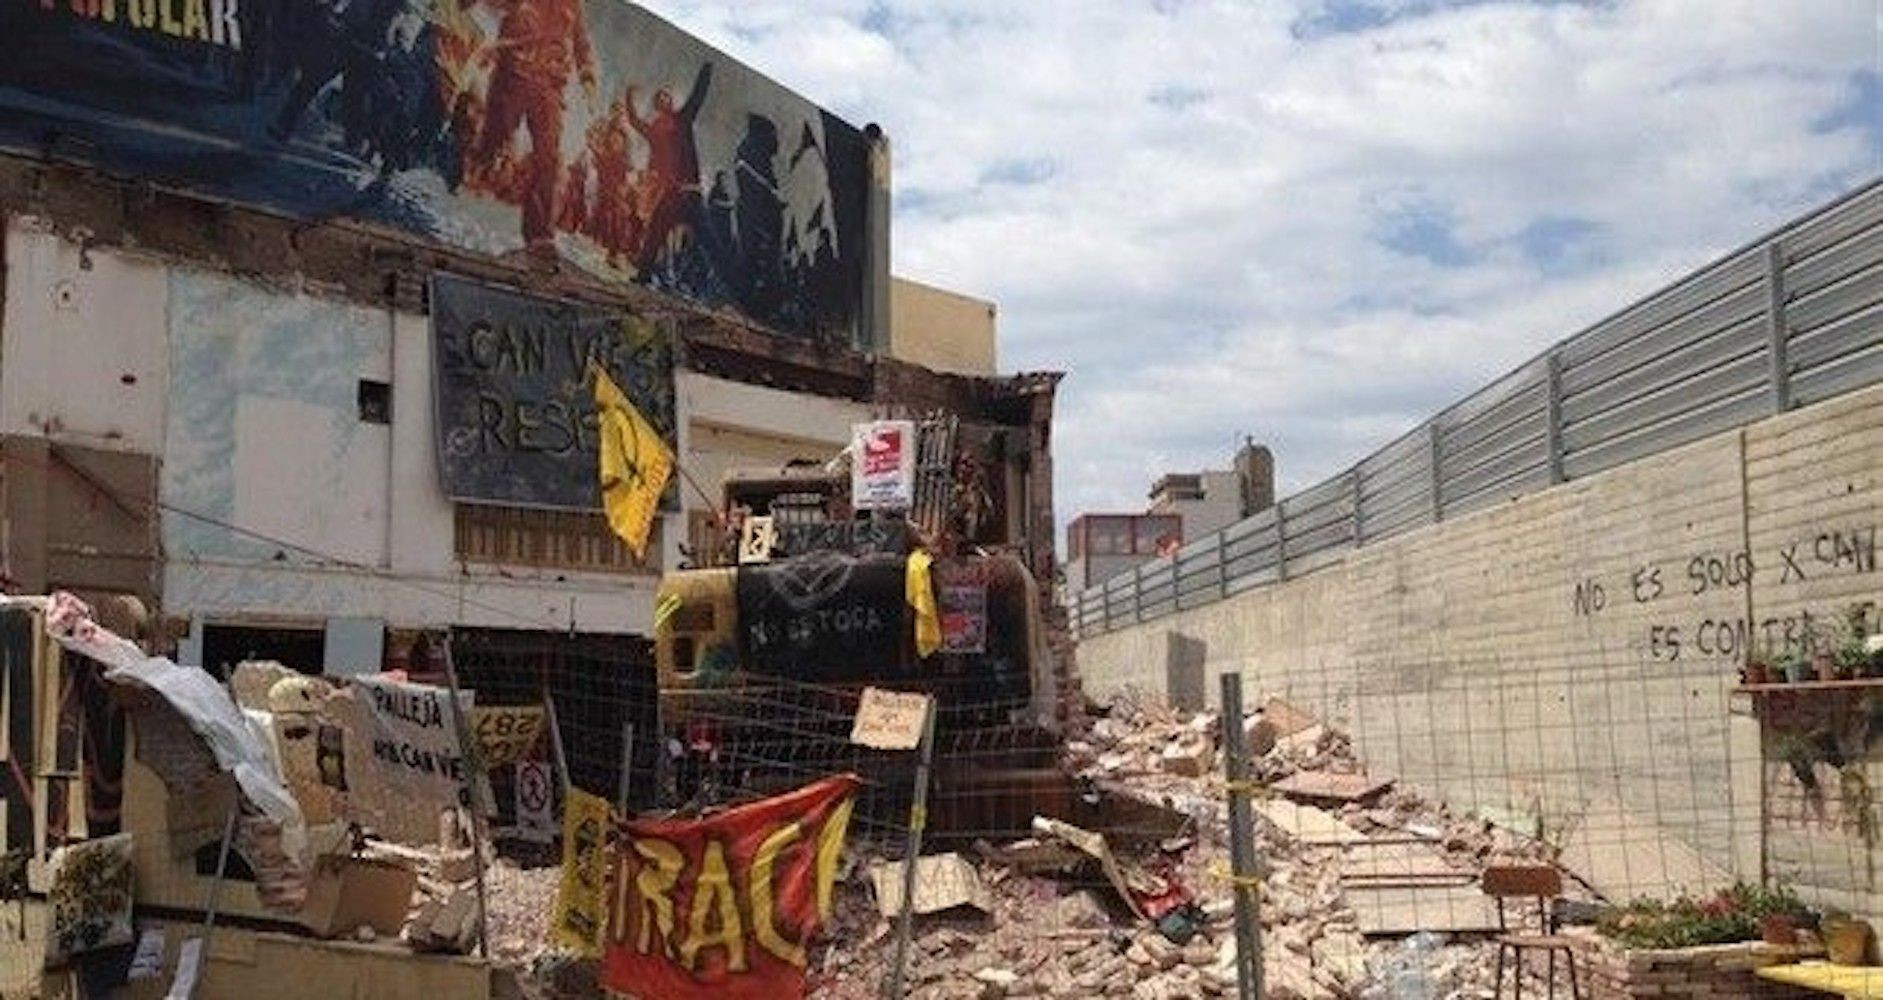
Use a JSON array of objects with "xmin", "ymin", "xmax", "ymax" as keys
[
  {"xmin": 627, "ymin": 62, "xmax": 713, "ymax": 270},
  {"xmin": 470, "ymin": 0, "xmax": 598, "ymax": 251},
  {"xmin": 587, "ymin": 97, "xmax": 642, "ymax": 268}
]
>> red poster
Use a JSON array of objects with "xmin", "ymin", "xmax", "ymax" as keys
[{"xmin": 603, "ymin": 775, "xmax": 860, "ymax": 1000}]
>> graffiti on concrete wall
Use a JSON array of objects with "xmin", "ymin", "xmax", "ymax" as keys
[
  {"xmin": 0, "ymin": 0, "xmax": 872, "ymax": 343},
  {"xmin": 1570, "ymin": 524, "xmax": 1878, "ymax": 663}
]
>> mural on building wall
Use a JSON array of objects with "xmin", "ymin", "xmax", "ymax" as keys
[
  {"xmin": 431, "ymin": 272, "xmax": 675, "ymax": 510},
  {"xmin": 0, "ymin": 1, "xmax": 872, "ymax": 343}
]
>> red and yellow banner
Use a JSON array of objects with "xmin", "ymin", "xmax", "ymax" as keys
[{"xmin": 603, "ymin": 775, "xmax": 860, "ymax": 1000}]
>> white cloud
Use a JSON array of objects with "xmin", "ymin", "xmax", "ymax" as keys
[{"xmin": 642, "ymin": 0, "xmax": 1879, "ymax": 533}]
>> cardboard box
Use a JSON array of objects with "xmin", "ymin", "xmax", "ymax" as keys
[{"xmin": 297, "ymin": 858, "xmax": 418, "ymax": 939}]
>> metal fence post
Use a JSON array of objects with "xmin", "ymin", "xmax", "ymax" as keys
[
  {"xmin": 887, "ymin": 696, "xmax": 938, "ymax": 999},
  {"xmin": 1220, "ymin": 672, "xmax": 1261, "ymax": 1000},
  {"xmin": 1766, "ymin": 241, "xmax": 1790, "ymax": 413},
  {"xmin": 1545, "ymin": 354, "xmax": 1565, "ymax": 484},
  {"xmin": 1349, "ymin": 470, "xmax": 1364, "ymax": 547},
  {"xmin": 1427, "ymin": 422, "xmax": 1445, "ymax": 522},
  {"xmin": 1275, "ymin": 508, "xmax": 1289, "ymax": 583},
  {"xmin": 439, "ymin": 637, "xmax": 492, "ymax": 960},
  {"xmin": 1216, "ymin": 531, "xmax": 1229, "ymax": 598}
]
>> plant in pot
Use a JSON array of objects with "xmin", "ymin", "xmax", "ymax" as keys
[
  {"xmin": 1779, "ymin": 649, "xmax": 1815, "ymax": 684},
  {"xmin": 1819, "ymin": 909, "xmax": 1875, "ymax": 966},
  {"xmin": 1743, "ymin": 648, "xmax": 1774, "ymax": 686}
]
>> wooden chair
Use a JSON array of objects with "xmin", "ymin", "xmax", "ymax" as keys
[{"xmin": 1484, "ymin": 865, "xmax": 1583, "ymax": 999}]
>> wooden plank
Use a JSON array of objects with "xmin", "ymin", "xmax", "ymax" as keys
[
  {"xmin": 1271, "ymin": 770, "xmax": 1394, "ymax": 805},
  {"xmin": 1338, "ymin": 841, "xmax": 1468, "ymax": 882},
  {"xmin": 1254, "ymin": 799, "xmax": 1365, "ymax": 844},
  {"xmin": 1346, "ymin": 884, "xmax": 1503, "ymax": 936}
]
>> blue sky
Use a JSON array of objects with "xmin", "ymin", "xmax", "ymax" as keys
[{"xmin": 643, "ymin": 0, "xmax": 1880, "ymax": 528}]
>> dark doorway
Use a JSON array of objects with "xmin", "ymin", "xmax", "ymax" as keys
[{"xmin": 199, "ymin": 624, "xmax": 326, "ymax": 681}]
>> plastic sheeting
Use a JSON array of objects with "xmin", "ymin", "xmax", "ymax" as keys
[{"xmin": 6, "ymin": 593, "xmax": 308, "ymax": 864}]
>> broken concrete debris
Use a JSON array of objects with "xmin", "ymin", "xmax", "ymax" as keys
[
  {"xmin": 783, "ymin": 689, "xmax": 1573, "ymax": 999},
  {"xmin": 466, "ymin": 690, "xmax": 1575, "ymax": 998}
]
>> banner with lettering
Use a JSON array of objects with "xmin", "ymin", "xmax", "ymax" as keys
[
  {"xmin": 431, "ymin": 273, "xmax": 674, "ymax": 509},
  {"xmin": 603, "ymin": 774, "xmax": 860, "ymax": 1000},
  {"xmin": 555, "ymin": 786, "xmax": 614, "ymax": 956},
  {"xmin": 353, "ymin": 675, "xmax": 475, "ymax": 807}
]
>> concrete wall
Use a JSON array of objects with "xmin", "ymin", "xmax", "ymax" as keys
[
  {"xmin": 890, "ymin": 277, "xmax": 997, "ymax": 376},
  {"xmin": 1078, "ymin": 385, "xmax": 1881, "ymax": 914},
  {"xmin": 679, "ymin": 370, "xmax": 868, "ymax": 501},
  {"xmin": 2, "ymin": 223, "xmax": 670, "ymax": 635}
]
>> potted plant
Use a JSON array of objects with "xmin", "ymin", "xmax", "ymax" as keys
[
  {"xmin": 1780, "ymin": 650, "xmax": 1814, "ymax": 684},
  {"xmin": 1820, "ymin": 909, "xmax": 1874, "ymax": 965},
  {"xmin": 1744, "ymin": 648, "xmax": 1774, "ymax": 686}
]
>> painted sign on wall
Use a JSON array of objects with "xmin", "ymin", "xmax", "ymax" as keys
[
  {"xmin": 431, "ymin": 272, "xmax": 674, "ymax": 509},
  {"xmin": 0, "ymin": 1, "xmax": 873, "ymax": 343}
]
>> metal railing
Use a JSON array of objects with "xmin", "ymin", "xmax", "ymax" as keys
[{"xmin": 1069, "ymin": 180, "xmax": 1883, "ymax": 638}]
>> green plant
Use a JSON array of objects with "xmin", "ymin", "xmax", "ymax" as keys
[
  {"xmin": 1595, "ymin": 882, "xmax": 1818, "ymax": 950},
  {"xmin": 1839, "ymin": 764, "xmax": 1877, "ymax": 850},
  {"xmin": 1726, "ymin": 882, "xmax": 1815, "ymax": 924}
]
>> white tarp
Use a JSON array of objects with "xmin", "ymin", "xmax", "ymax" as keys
[{"xmin": 11, "ymin": 593, "xmax": 308, "ymax": 863}]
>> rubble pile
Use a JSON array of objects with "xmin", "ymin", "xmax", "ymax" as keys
[{"xmin": 809, "ymin": 689, "xmax": 1565, "ymax": 999}]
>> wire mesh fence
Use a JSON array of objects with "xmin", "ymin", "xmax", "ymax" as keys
[{"xmin": 441, "ymin": 611, "xmax": 1876, "ymax": 999}]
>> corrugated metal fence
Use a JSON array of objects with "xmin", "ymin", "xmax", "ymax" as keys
[{"xmin": 1069, "ymin": 181, "xmax": 1883, "ymax": 638}]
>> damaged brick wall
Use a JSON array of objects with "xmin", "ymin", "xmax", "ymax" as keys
[{"xmin": 0, "ymin": 154, "xmax": 1072, "ymax": 710}]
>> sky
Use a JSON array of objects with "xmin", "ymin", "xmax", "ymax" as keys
[{"xmin": 640, "ymin": 0, "xmax": 1881, "ymax": 533}]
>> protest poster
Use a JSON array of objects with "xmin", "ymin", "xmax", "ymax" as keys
[
  {"xmin": 938, "ymin": 583, "xmax": 989, "ymax": 655},
  {"xmin": 554, "ymin": 787, "xmax": 614, "ymax": 957},
  {"xmin": 602, "ymin": 775, "xmax": 860, "ymax": 999},
  {"xmin": 850, "ymin": 421, "xmax": 916, "ymax": 510},
  {"xmin": 849, "ymin": 688, "xmax": 932, "ymax": 751},
  {"xmin": 352, "ymin": 676, "xmax": 476, "ymax": 808},
  {"xmin": 45, "ymin": 832, "xmax": 134, "ymax": 964}
]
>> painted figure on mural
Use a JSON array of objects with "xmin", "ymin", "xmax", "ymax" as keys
[
  {"xmin": 586, "ymin": 95, "xmax": 645, "ymax": 269},
  {"xmin": 627, "ymin": 62, "xmax": 714, "ymax": 271},
  {"xmin": 269, "ymin": 0, "xmax": 408, "ymax": 145},
  {"xmin": 731, "ymin": 114, "xmax": 787, "ymax": 318},
  {"xmin": 467, "ymin": 0, "xmax": 599, "ymax": 253}
]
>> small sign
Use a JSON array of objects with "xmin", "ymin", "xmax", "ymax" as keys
[
  {"xmin": 938, "ymin": 584, "xmax": 988, "ymax": 655},
  {"xmin": 849, "ymin": 687, "xmax": 932, "ymax": 751},
  {"xmin": 851, "ymin": 420, "xmax": 916, "ymax": 510},
  {"xmin": 471, "ymin": 706, "xmax": 546, "ymax": 767},
  {"xmin": 739, "ymin": 514, "xmax": 778, "ymax": 564},
  {"xmin": 354, "ymin": 676, "xmax": 476, "ymax": 807},
  {"xmin": 515, "ymin": 761, "xmax": 555, "ymax": 843}
]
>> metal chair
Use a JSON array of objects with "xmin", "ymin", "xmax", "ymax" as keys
[{"xmin": 1484, "ymin": 864, "xmax": 1583, "ymax": 999}]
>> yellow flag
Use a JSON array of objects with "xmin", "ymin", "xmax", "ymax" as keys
[
  {"xmin": 553, "ymin": 787, "xmax": 613, "ymax": 956},
  {"xmin": 592, "ymin": 364, "xmax": 673, "ymax": 560},
  {"xmin": 906, "ymin": 549, "xmax": 942, "ymax": 658}
]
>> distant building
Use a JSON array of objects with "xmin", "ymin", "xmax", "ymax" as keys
[
  {"xmin": 890, "ymin": 277, "xmax": 997, "ymax": 375},
  {"xmin": 1063, "ymin": 440, "xmax": 1274, "ymax": 593}
]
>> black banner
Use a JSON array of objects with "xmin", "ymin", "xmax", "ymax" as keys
[
  {"xmin": 736, "ymin": 553, "xmax": 907, "ymax": 682},
  {"xmin": 431, "ymin": 273, "xmax": 674, "ymax": 510}
]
